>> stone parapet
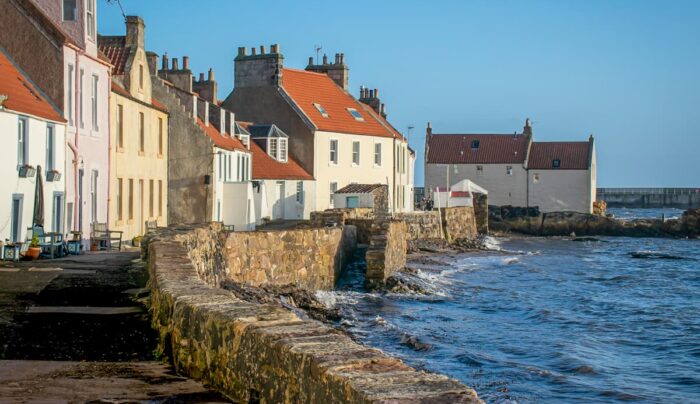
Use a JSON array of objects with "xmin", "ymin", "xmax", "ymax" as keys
[
  {"xmin": 144, "ymin": 225, "xmax": 481, "ymax": 403},
  {"xmin": 395, "ymin": 211, "xmax": 442, "ymax": 240},
  {"xmin": 310, "ymin": 208, "xmax": 374, "ymax": 227}
]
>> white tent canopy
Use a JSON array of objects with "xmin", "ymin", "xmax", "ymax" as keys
[{"xmin": 431, "ymin": 179, "xmax": 488, "ymax": 208}]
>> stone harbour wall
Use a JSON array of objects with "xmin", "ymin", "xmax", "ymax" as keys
[
  {"xmin": 366, "ymin": 220, "xmax": 408, "ymax": 288},
  {"xmin": 442, "ymin": 206, "xmax": 479, "ymax": 240},
  {"xmin": 310, "ymin": 208, "xmax": 374, "ymax": 226},
  {"xmin": 144, "ymin": 225, "xmax": 481, "ymax": 403},
  {"xmin": 395, "ymin": 211, "xmax": 443, "ymax": 240},
  {"xmin": 346, "ymin": 218, "xmax": 374, "ymax": 244}
]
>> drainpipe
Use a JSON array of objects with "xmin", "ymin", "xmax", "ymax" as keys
[
  {"xmin": 72, "ymin": 51, "xmax": 80, "ymax": 232},
  {"xmin": 106, "ymin": 72, "xmax": 112, "ymax": 226}
]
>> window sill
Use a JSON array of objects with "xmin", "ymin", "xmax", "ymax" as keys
[
  {"xmin": 127, "ymin": 219, "xmax": 133, "ymax": 224},
  {"xmin": 116, "ymin": 147, "xmax": 124, "ymax": 153},
  {"xmin": 138, "ymin": 151, "xmax": 145, "ymax": 156},
  {"xmin": 157, "ymin": 154, "xmax": 163, "ymax": 159}
]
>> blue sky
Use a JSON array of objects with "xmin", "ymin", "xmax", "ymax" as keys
[{"xmin": 98, "ymin": 0, "xmax": 700, "ymax": 187}]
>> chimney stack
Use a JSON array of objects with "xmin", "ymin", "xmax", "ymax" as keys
[
  {"xmin": 172, "ymin": 58, "xmax": 178, "ymax": 70},
  {"xmin": 523, "ymin": 118, "xmax": 533, "ymax": 136},
  {"xmin": 182, "ymin": 56, "xmax": 190, "ymax": 70},
  {"xmin": 162, "ymin": 53, "xmax": 169, "ymax": 70},
  {"xmin": 234, "ymin": 43, "xmax": 285, "ymax": 88},
  {"xmin": 125, "ymin": 16, "xmax": 145, "ymax": 48},
  {"xmin": 306, "ymin": 51, "xmax": 349, "ymax": 89},
  {"xmin": 271, "ymin": 44, "xmax": 279, "ymax": 54},
  {"xmin": 199, "ymin": 72, "xmax": 205, "ymax": 81},
  {"xmin": 251, "ymin": 47, "xmax": 257, "ymax": 56},
  {"xmin": 238, "ymin": 47, "xmax": 246, "ymax": 57},
  {"xmin": 146, "ymin": 51, "xmax": 158, "ymax": 75},
  {"xmin": 260, "ymin": 45, "xmax": 266, "ymax": 54},
  {"xmin": 208, "ymin": 68, "xmax": 214, "ymax": 81}
]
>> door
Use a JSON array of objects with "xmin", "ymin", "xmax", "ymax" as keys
[
  {"xmin": 11, "ymin": 195, "xmax": 23, "ymax": 243},
  {"xmin": 52, "ymin": 193, "xmax": 64, "ymax": 233},
  {"xmin": 91, "ymin": 170, "xmax": 98, "ymax": 224},
  {"xmin": 273, "ymin": 181, "xmax": 285, "ymax": 220},
  {"xmin": 78, "ymin": 169, "xmax": 84, "ymax": 231},
  {"xmin": 346, "ymin": 196, "xmax": 359, "ymax": 208},
  {"xmin": 139, "ymin": 180, "xmax": 144, "ymax": 234}
]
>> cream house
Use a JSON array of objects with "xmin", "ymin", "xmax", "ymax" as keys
[
  {"xmin": 99, "ymin": 16, "xmax": 169, "ymax": 240},
  {"xmin": 223, "ymin": 46, "xmax": 413, "ymax": 214},
  {"xmin": 425, "ymin": 119, "xmax": 596, "ymax": 213}
]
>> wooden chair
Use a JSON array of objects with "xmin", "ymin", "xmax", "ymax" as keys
[
  {"xmin": 26, "ymin": 226, "xmax": 63, "ymax": 259},
  {"xmin": 145, "ymin": 220, "xmax": 158, "ymax": 233},
  {"xmin": 90, "ymin": 222, "xmax": 123, "ymax": 251}
]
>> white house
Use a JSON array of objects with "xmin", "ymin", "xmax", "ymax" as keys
[
  {"xmin": 247, "ymin": 123, "xmax": 315, "ymax": 223},
  {"xmin": 0, "ymin": 48, "xmax": 67, "ymax": 243}
]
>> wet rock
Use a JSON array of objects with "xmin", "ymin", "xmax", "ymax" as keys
[
  {"xmin": 629, "ymin": 251, "xmax": 685, "ymax": 260},
  {"xmin": 572, "ymin": 237, "xmax": 607, "ymax": 242},
  {"xmin": 400, "ymin": 334, "xmax": 434, "ymax": 351}
]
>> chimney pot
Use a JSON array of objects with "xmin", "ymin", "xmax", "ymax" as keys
[
  {"xmin": 183, "ymin": 56, "xmax": 190, "ymax": 69},
  {"xmin": 308, "ymin": 56, "xmax": 314, "ymax": 66},
  {"xmin": 172, "ymin": 58, "xmax": 178, "ymax": 70},
  {"xmin": 260, "ymin": 45, "xmax": 265, "ymax": 54},
  {"xmin": 238, "ymin": 47, "xmax": 246, "ymax": 57},
  {"xmin": 369, "ymin": 89, "xmax": 374, "ymax": 98},
  {"xmin": 340, "ymin": 53, "xmax": 345, "ymax": 64},
  {"xmin": 208, "ymin": 68, "xmax": 214, "ymax": 81},
  {"xmin": 199, "ymin": 72, "xmax": 205, "ymax": 81},
  {"xmin": 374, "ymin": 88, "xmax": 379, "ymax": 98},
  {"xmin": 271, "ymin": 44, "xmax": 279, "ymax": 54},
  {"xmin": 162, "ymin": 53, "xmax": 169, "ymax": 70},
  {"xmin": 322, "ymin": 54, "xmax": 328, "ymax": 64},
  {"xmin": 335, "ymin": 53, "xmax": 340, "ymax": 64},
  {"xmin": 251, "ymin": 47, "xmax": 257, "ymax": 55}
]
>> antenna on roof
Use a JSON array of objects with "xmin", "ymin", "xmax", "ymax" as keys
[
  {"xmin": 106, "ymin": 0, "xmax": 126, "ymax": 20},
  {"xmin": 407, "ymin": 125, "xmax": 415, "ymax": 145},
  {"xmin": 314, "ymin": 45, "xmax": 323, "ymax": 65}
]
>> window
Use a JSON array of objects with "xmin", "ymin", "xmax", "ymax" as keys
[
  {"xmin": 17, "ymin": 117, "xmax": 28, "ymax": 167},
  {"xmin": 91, "ymin": 75, "xmax": 98, "ymax": 130},
  {"xmin": 86, "ymin": 0, "xmax": 96, "ymax": 41},
  {"xmin": 374, "ymin": 143, "xmax": 382, "ymax": 166},
  {"xmin": 227, "ymin": 154, "xmax": 232, "ymax": 181},
  {"xmin": 117, "ymin": 178, "xmax": 123, "ymax": 220},
  {"xmin": 139, "ymin": 112, "xmax": 145, "ymax": 153},
  {"xmin": 158, "ymin": 118, "xmax": 163, "ymax": 155},
  {"xmin": 52, "ymin": 192, "xmax": 64, "ymax": 233},
  {"xmin": 476, "ymin": 165, "xmax": 484, "ymax": 175},
  {"xmin": 149, "ymin": 180, "xmax": 154, "ymax": 218},
  {"xmin": 314, "ymin": 103, "xmax": 329, "ymax": 118},
  {"xmin": 279, "ymin": 138, "xmax": 287, "ymax": 162},
  {"xmin": 506, "ymin": 166, "xmax": 513, "ymax": 176},
  {"xmin": 533, "ymin": 173, "xmax": 540, "ymax": 183},
  {"xmin": 237, "ymin": 154, "xmax": 241, "ymax": 182},
  {"xmin": 471, "ymin": 139, "xmax": 480, "ymax": 149},
  {"xmin": 63, "ymin": 0, "xmax": 77, "ymax": 20},
  {"xmin": 329, "ymin": 139, "xmax": 338, "ymax": 164},
  {"xmin": 240, "ymin": 134, "xmax": 250, "ymax": 148},
  {"xmin": 91, "ymin": 170, "xmax": 98, "ymax": 223},
  {"xmin": 158, "ymin": 180, "xmax": 163, "ymax": 217},
  {"xmin": 128, "ymin": 179, "xmax": 134, "ymax": 220},
  {"xmin": 352, "ymin": 141, "xmax": 360, "ymax": 165},
  {"xmin": 296, "ymin": 181, "xmax": 304, "ymax": 204},
  {"xmin": 11, "ymin": 195, "xmax": 23, "ymax": 243},
  {"xmin": 116, "ymin": 104, "xmax": 123, "ymax": 149},
  {"xmin": 244, "ymin": 155, "xmax": 250, "ymax": 181},
  {"xmin": 46, "ymin": 124, "xmax": 55, "ymax": 171},
  {"xmin": 269, "ymin": 138, "xmax": 278, "ymax": 160},
  {"xmin": 330, "ymin": 182, "xmax": 338, "ymax": 205},
  {"xmin": 67, "ymin": 64, "xmax": 74, "ymax": 125},
  {"xmin": 347, "ymin": 108, "xmax": 364, "ymax": 121},
  {"xmin": 139, "ymin": 65, "xmax": 144, "ymax": 90},
  {"xmin": 79, "ymin": 69, "xmax": 84, "ymax": 128},
  {"xmin": 552, "ymin": 159, "xmax": 561, "ymax": 168},
  {"xmin": 218, "ymin": 152, "xmax": 223, "ymax": 182}
]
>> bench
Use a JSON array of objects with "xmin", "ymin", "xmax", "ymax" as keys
[
  {"xmin": 26, "ymin": 226, "xmax": 64, "ymax": 259},
  {"xmin": 90, "ymin": 222, "xmax": 123, "ymax": 251}
]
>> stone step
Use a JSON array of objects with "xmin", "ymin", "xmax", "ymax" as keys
[{"xmin": 26, "ymin": 306, "xmax": 145, "ymax": 315}]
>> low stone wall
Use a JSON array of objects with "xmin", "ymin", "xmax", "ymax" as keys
[
  {"xmin": 442, "ymin": 206, "xmax": 478, "ymax": 240},
  {"xmin": 473, "ymin": 194, "xmax": 489, "ymax": 234},
  {"xmin": 366, "ymin": 220, "xmax": 407, "ymax": 288},
  {"xmin": 395, "ymin": 211, "xmax": 442, "ymax": 240},
  {"xmin": 310, "ymin": 208, "xmax": 374, "ymax": 226},
  {"xmin": 346, "ymin": 218, "xmax": 373, "ymax": 244},
  {"xmin": 144, "ymin": 225, "xmax": 480, "ymax": 403}
]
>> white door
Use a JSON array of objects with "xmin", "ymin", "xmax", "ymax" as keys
[{"xmin": 273, "ymin": 182, "xmax": 285, "ymax": 220}]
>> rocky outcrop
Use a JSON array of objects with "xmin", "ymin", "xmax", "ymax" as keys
[
  {"xmin": 490, "ymin": 208, "xmax": 700, "ymax": 238},
  {"xmin": 144, "ymin": 224, "xmax": 481, "ymax": 403}
]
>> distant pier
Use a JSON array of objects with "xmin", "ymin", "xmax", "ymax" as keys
[{"xmin": 598, "ymin": 188, "xmax": 700, "ymax": 208}]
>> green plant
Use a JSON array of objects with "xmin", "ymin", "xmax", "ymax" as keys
[{"xmin": 29, "ymin": 233, "xmax": 40, "ymax": 248}]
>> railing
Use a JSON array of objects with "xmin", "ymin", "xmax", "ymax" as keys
[{"xmin": 598, "ymin": 188, "xmax": 700, "ymax": 195}]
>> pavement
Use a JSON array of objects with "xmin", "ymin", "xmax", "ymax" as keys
[{"xmin": 0, "ymin": 250, "xmax": 229, "ymax": 403}]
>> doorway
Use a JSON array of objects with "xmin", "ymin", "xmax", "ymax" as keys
[{"xmin": 273, "ymin": 181, "xmax": 285, "ymax": 220}]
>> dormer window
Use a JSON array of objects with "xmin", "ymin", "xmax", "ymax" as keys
[
  {"xmin": 240, "ymin": 134, "xmax": 250, "ymax": 149},
  {"xmin": 347, "ymin": 108, "xmax": 364, "ymax": 121},
  {"xmin": 552, "ymin": 159, "xmax": 561, "ymax": 168},
  {"xmin": 314, "ymin": 103, "xmax": 329, "ymax": 118},
  {"xmin": 471, "ymin": 139, "xmax": 480, "ymax": 149},
  {"xmin": 267, "ymin": 138, "xmax": 288, "ymax": 162}
]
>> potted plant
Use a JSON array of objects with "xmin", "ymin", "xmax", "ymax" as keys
[
  {"xmin": 132, "ymin": 235, "xmax": 143, "ymax": 247},
  {"xmin": 46, "ymin": 169, "xmax": 61, "ymax": 182},
  {"xmin": 24, "ymin": 234, "xmax": 41, "ymax": 260},
  {"xmin": 18, "ymin": 164, "xmax": 36, "ymax": 178}
]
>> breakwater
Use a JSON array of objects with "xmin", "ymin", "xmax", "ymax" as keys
[{"xmin": 598, "ymin": 187, "xmax": 700, "ymax": 208}]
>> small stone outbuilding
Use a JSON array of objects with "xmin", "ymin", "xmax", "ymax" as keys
[{"xmin": 332, "ymin": 184, "xmax": 388, "ymax": 211}]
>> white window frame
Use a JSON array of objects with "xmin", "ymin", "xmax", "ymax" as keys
[
  {"xmin": 314, "ymin": 103, "xmax": 329, "ymax": 118},
  {"xmin": 17, "ymin": 117, "xmax": 28, "ymax": 168},
  {"xmin": 296, "ymin": 181, "xmax": 304, "ymax": 204},
  {"xmin": 46, "ymin": 124, "xmax": 55, "ymax": 171},
  {"xmin": 352, "ymin": 141, "xmax": 360, "ymax": 166},
  {"xmin": 329, "ymin": 139, "xmax": 338, "ymax": 165},
  {"xmin": 347, "ymin": 108, "xmax": 364, "ymax": 121},
  {"xmin": 86, "ymin": 0, "xmax": 96, "ymax": 41},
  {"xmin": 279, "ymin": 138, "xmax": 288, "ymax": 162},
  {"xmin": 91, "ymin": 74, "xmax": 98, "ymax": 131},
  {"xmin": 374, "ymin": 142, "xmax": 382, "ymax": 167},
  {"xmin": 268, "ymin": 138, "xmax": 278, "ymax": 160},
  {"xmin": 330, "ymin": 182, "xmax": 338, "ymax": 205}
]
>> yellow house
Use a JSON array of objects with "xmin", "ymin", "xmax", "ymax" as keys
[{"xmin": 99, "ymin": 16, "xmax": 168, "ymax": 240}]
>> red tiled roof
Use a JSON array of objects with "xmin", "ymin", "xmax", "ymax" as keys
[
  {"xmin": 280, "ymin": 68, "xmax": 398, "ymax": 139},
  {"xmin": 98, "ymin": 36, "xmax": 130, "ymax": 75},
  {"xmin": 335, "ymin": 183, "xmax": 384, "ymax": 194},
  {"xmin": 528, "ymin": 142, "xmax": 591, "ymax": 170},
  {"xmin": 426, "ymin": 134, "xmax": 528, "ymax": 164},
  {"xmin": 110, "ymin": 82, "xmax": 168, "ymax": 113},
  {"xmin": 196, "ymin": 118, "xmax": 248, "ymax": 152},
  {"xmin": 250, "ymin": 141, "xmax": 313, "ymax": 180},
  {"xmin": 0, "ymin": 49, "xmax": 64, "ymax": 122}
]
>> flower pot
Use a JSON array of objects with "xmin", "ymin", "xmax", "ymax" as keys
[{"xmin": 24, "ymin": 247, "xmax": 41, "ymax": 260}]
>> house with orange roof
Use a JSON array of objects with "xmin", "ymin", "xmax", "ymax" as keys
[
  {"xmin": 0, "ymin": 47, "xmax": 67, "ymax": 243},
  {"xmin": 1, "ymin": 0, "xmax": 111, "ymax": 246},
  {"xmin": 245, "ymin": 123, "xmax": 315, "ymax": 222},
  {"xmin": 425, "ymin": 119, "xmax": 596, "ymax": 213},
  {"xmin": 98, "ymin": 16, "xmax": 169, "ymax": 241},
  {"xmin": 150, "ymin": 53, "xmax": 256, "ymax": 230},
  {"xmin": 222, "ymin": 45, "xmax": 414, "ymax": 213}
]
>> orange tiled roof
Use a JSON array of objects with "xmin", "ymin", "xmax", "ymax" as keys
[
  {"xmin": 528, "ymin": 141, "xmax": 591, "ymax": 170},
  {"xmin": 196, "ymin": 118, "xmax": 248, "ymax": 152},
  {"xmin": 280, "ymin": 68, "xmax": 399, "ymax": 139},
  {"xmin": 250, "ymin": 141, "xmax": 313, "ymax": 180},
  {"xmin": 98, "ymin": 36, "xmax": 130, "ymax": 75},
  {"xmin": 110, "ymin": 81, "xmax": 168, "ymax": 113},
  {"xmin": 0, "ymin": 49, "xmax": 64, "ymax": 122}
]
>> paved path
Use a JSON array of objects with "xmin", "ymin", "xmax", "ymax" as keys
[{"xmin": 0, "ymin": 251, "xmax": 228, "ymax": 402}]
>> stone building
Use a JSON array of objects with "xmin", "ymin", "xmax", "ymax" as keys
[
  {"xmin": 0, "ymin": 0, "xmax": 111, "ymax": 245},
  {"xmin": 150, "ymin": 54, "xmax": 255, "ymax": 230},
  {"xmin": 425, "ymin": 119, "xmax": 596, "ymax": 213},
  {"xmin": 222, "ymin": 45, "xmax": 413, "ymax": 214},
  {"xmin": 245, "ymin": 123, "xmax": 315, "ymax": 223},
  {"xmin": 98, "ymin": 16, "xmax": 169, "ymax": 240},
  {"xmin": 0, "ymin": 47, "xmax": 67, "ymax": 242}
]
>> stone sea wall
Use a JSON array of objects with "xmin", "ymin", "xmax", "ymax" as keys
[
  {"xmin": 473, "ymin": 193, "xmax": 489, "ymax": 234},
  {"xmin": 395, "ymin": 211, "xmax": 443, "ymax": 240},
  {"xmin": 144, "ymin": 225, "xmax": 481, "ymax": 403},
  {"xmin": 442, "ymin": 206, "xmax": 479, "ymax": 240},
  {"xmin": 310, "ymin": 208, "xmax": 374, "ymax": 226},
  {"xmin": 366, "ymin": 220, "xmax": 408, "ymax": 288}
]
